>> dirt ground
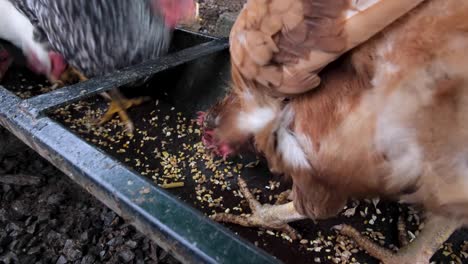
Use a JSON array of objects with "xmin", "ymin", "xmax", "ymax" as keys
[
  {"xmin": 197, "ymin": 0, "xmax": 246, "ymax": 34},
  {"xmin": 0, "ymin": 2, "xmax": 245, "ymax": 264},
  {"xmin": 0, "ymin": 127, "xmax": 183, "ymax": 264}
]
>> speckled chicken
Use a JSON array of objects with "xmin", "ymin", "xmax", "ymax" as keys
[
  {"xmin": 1, "ymin": 0, "xmax": 197, "ymax": 133},
  {"xmin": 199, "ymin": 0, "xmax": 468, "ymax": 263}
]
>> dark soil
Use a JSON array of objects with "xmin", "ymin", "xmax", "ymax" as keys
[
  {"xmin": 0, "ymin": 128, "xmax": 179, "ymax": 264},
  {"xmin": 197, "ymin": 0, "xmax": 246, "ymax": 34}
]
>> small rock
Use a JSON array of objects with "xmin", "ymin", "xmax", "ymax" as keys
[
  {"xmin": 27, "ymin": 245, "xmax": 42, "ymax": 255},
  {"xmin": 118, "ymin": 249, "xmax": 135, "ymax": 263},
  {"xmin": 47, "ymin": 193, "xmax": 64, "ymax": 205},
  {"xmin": 3, "ymin": 190, "xmax": 15, "ymax": 202},
  {"xmin": 55, "ymin": 255, "xmax": 67, "ymax": 264},
  {"xmin": 47, "ymin": 230, "xmax": 64, "ymax": 248},
  {"xmin": 48, "ymin": 218, "xmax": 58, "ymax": 228},
  {"xmin": 26, "ymin": 235, "xmax": 40, "ymax": 248},
  {"xmin": 102, "ymin": 211, "xmax": 117, "ymax": 227},
  {"xmin": 119, "ymin": 224, "xmax": 132, "ymax": 236},
  {"xmin": 0, "ymin": 174, "xmax": 41, "ymax": 186},
  {"xmin": 8, "ymin": 229, "xmax": 21, "ymax": 238},
  {"xmin": 37, "ymin": 212, "xmax": 51, "ymax": 222},
  {"xmin": 141, "ymin": 238, "xmax": 150, "ymax": 251},
  {"xmin": 24, "ymin": 216, "xmax": 36, "ymax": 226},
  {"xmin": 99, "ymin": 250, "xmax": 107, "ymax": 259},
  {"xmin": 80, "ymin": 254, "xmax": 95, "ymax": 264},
  {"xmin": 62, "ymin": 239, "xmax": 82, "ymax": 261},
  {"xmin": 26, "ymin": 221, "xmax": 37, "ymax": 234},
  {"xmin": 214, "ymin": 12, "xmax": 239, "ymax": 37},
  {"xmin": 106, "ymin": 237, "xmax": 123, "ymax": 247},
  {"xmin": 6, "ymin": 222, "xmax": 22, "ymax": 233},
  {"xmin": 0, "ymin": 251, "xmax": 18, "ymax": 264},
  {"xmin": 2, "ymin": 184, "xmax": 11, "ymax": 193},
  {"xmin": 80, "ymin": 231, "xmax": 89, "ymax": 243},
  {"xmin": 0, "ymin": 208, "xmax": 9, "ymax": 222},
  {"xmin": 149, "ymin": 242, "xmax": 158, "ymax": 261},
  {"xmin": 132, "ymin": 233, "xmax": 145, "ymax": 241},
  {"xmin": 125, "ymin": 240, "xmax": 137, "ymax": 249},
  {"xmin": 7, "ymin": 240, "xmax": 18, "ymax": 251}
]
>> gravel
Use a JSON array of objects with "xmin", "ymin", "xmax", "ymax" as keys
[
  {"xmin": 0, "ymin": 128, "xmax": 180, "ymax": 264},
  {"xmin": 195, "ymin": 0, "xmax": 246, "ymax": 35}
]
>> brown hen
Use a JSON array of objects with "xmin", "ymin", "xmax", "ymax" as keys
[{"xmin": 199, "ymin": 0, "xmax": 468, "ymax": 263}]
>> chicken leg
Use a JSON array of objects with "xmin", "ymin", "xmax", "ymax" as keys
[
  {"xmin": 97, "ymin": 89, "xmax": 150, "ymax": 133},
  {"xmin": 61, "ymin": 66, "xmax": 149, "ymax": 134},
  {"xmin": 334, "ymin": 214, "xmax": 461, "ymax": 264},
  {"xmin": 48, "ymin": 63, "xmax": 87, "ymax": 89},
  {"xmin": 211, "ymin": 177, "xmax": 306, "ymax": 240}
]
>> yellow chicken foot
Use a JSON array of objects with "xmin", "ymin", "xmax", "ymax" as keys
[
  {"xmin": 334, "ymin": 215, "xmax": 461, "ymax": 264},
  {"xmin": 49, "ymin": 65, "xmax": 88, "ymax": 89},
  {"xmin": 274, "ymin": 189, "xmax": 293, "ymax": 205},
  {"xmin": 97, "ymin": 89, "xmax": 150, "ymax": 134},
  {"xmin": 211, "ymin": 177, "xmax": 306, "ymax": 240},
  {"xmin": 54, "ymin": 66, "xmax": 148, "ymax": 134}
]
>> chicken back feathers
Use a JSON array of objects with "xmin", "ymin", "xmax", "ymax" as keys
[
  {"xmin": 9, "ymin": 0, "xmax": 171, "ymax": 78},
  {"xmin": 203, "ymin": 0, "xmax": 468, "ymax": 223},
  {"xmin": 230, "ymin": 0, "xmax": 424, "ymax": 96}
]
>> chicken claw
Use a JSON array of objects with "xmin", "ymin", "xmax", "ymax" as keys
[
  {"xmin": 274, "ymin": 189, "xmax": 292, "ymax": 205},
  {"xmin": 211, "ymin": 177, "xmax": 306, "ymax": 240},
  {"xmin": 53, "ymin": 66, "xmax": 148, "ymax": 135},
  {"xmin": 334, "ymin": 215, "xmax": 461, "ymax": 264},
  {"xmin": 48, "ymin": 64, "xmax": 87, "ymax": 89},
  {"xmin": 97, "ymin": 89, "xmax": 150, "ymax": 134}
]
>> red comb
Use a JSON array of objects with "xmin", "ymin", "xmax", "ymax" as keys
[{"xmin": 49, "ymin": 51, "xmax": 68, "ymax": 80}]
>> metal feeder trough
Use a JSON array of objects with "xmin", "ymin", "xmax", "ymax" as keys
[
  {"xmin": 0, "ymin": 30, "xmax": 272, "ymax": 264},
  {"xmin": 1, "ymin": 29, "xmax": 467, "ymax": 264}
]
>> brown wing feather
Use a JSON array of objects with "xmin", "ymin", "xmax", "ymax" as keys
[
  {"xmin": 276, "ymin": 0, "xmax": 349, "ymax": 59},
  {"xmin": 230, "ymin": 0, "xmax": 425, "ymax": 96},
  {"xmin": 230, "ymin": 0, "xmax": 351, "ymax": 96}
]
